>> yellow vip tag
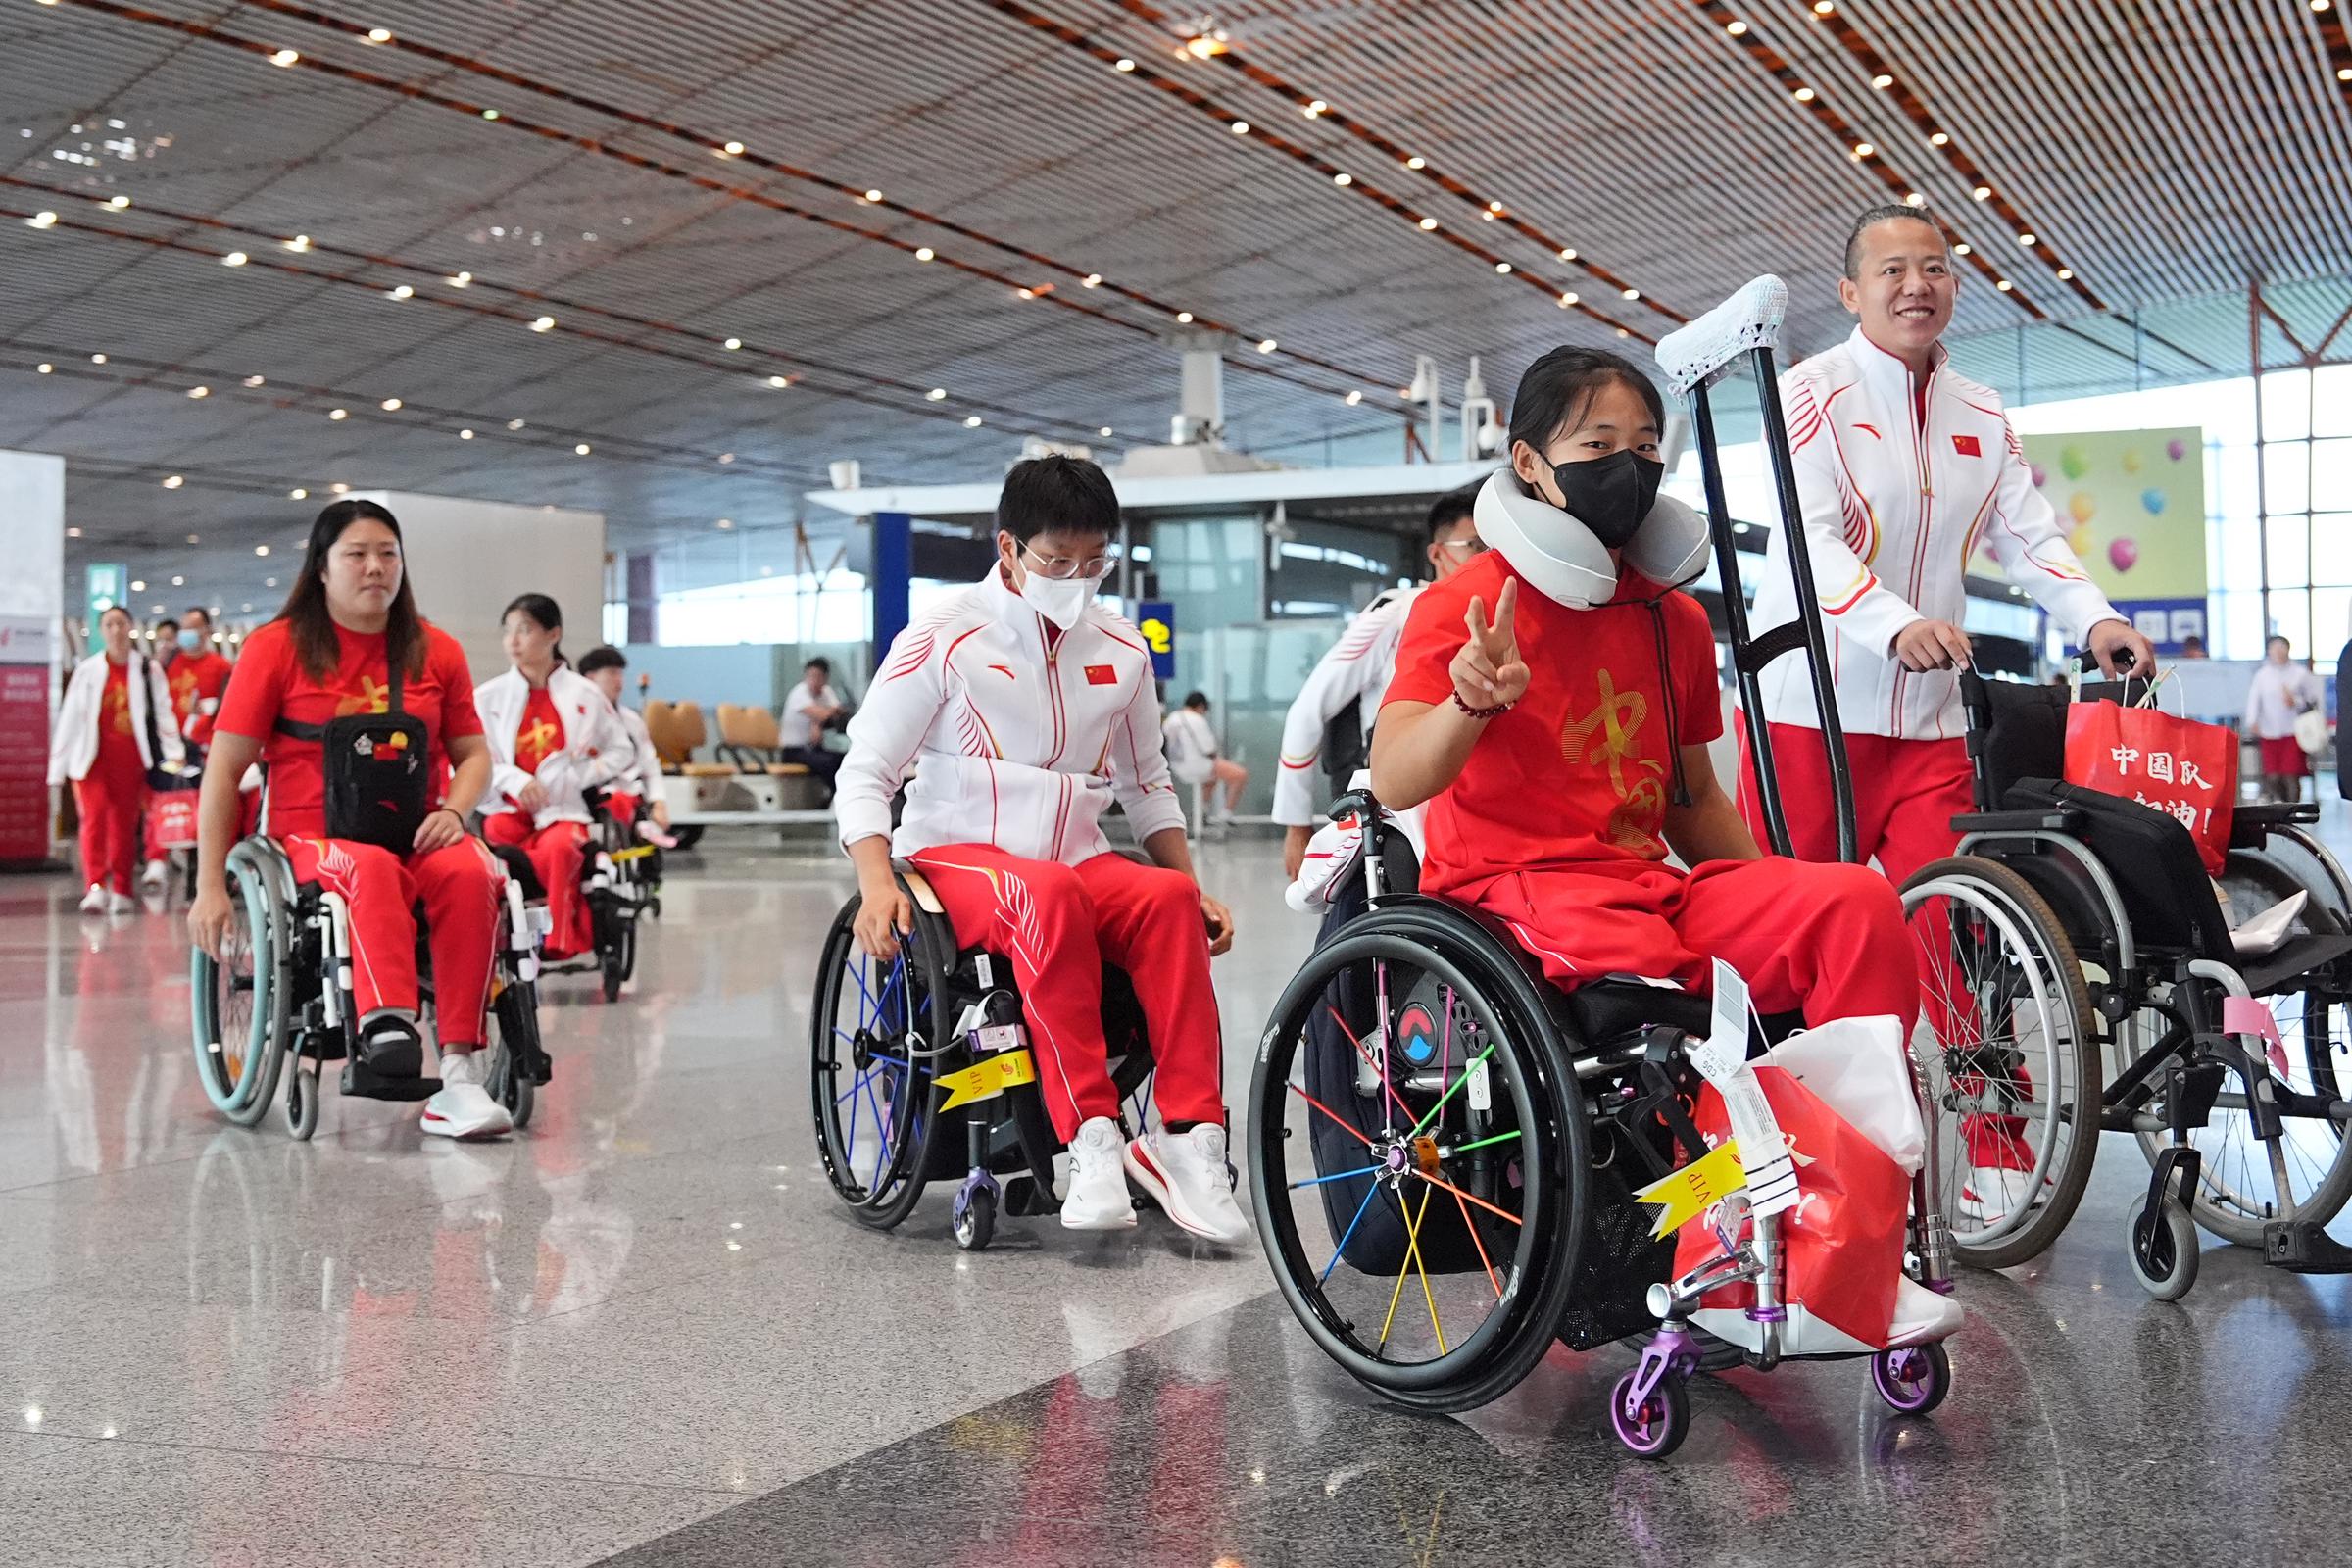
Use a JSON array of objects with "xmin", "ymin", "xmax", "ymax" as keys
[
  {"xmin": 609, "ymin": 845, "xmax": 655, "ymax": 863},
  {"xmin": 934, "ymin": 1050, "xmax": 1037, "ymax": 1111},
  {"xmin": 1632, "ymin": 1140, "xmax": 1746, "ymax": 1240}
]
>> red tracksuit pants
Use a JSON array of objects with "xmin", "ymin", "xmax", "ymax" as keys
[
  {"xmin": 74, "ymin": 750, "xmax": 148, "ymax": 896},
  {"xmin": 482, "ymin": 814, "xmax": 590, "ymax": 959},
  {"xmin": 908, "ymin": 844, "xmax": 1224, "ymax": 1141},
  {"xmin": 1458, "ymin": 857, "xmax": 1920, "ymax": 1034},
  {"xmin": 284, "ymin": 835, "xmax": 501, "ymax": 1048}
]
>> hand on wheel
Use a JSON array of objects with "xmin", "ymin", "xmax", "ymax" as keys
[
  {"xmin": 188, "ymin": 884, "xmax": 232, "ymax": 961},
  {"xmin": 854, "ymin": 883, "xmax": 913, "ymax": 960}
]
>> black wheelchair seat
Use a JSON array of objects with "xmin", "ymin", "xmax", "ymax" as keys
[
  {"xmin": 1561, "ymin": 981, "xmax": 1712, "ymax": 1044},
  {"xmin": 487, "ymin": 842, "xmax": 545, "ymax": 901}
]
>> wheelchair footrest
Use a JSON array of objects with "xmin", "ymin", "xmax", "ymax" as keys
[
  {"xmin": 340, "ymin": 1060, "xmax": 442, "ymax": 1102},
  {"xmin": 2263, "ymin": 1219, "xmax": 2352, "ymax": 1273}
]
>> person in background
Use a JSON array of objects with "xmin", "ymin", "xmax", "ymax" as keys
[
  {"xmin": 780, "ymin": 657, "xmax": 848, "ymax": 787},
  {"xmin": 1162, "ymin": 693, "xmax": 1246, "ymax": 830},
  {"xmin": 476, "ymin": 594, "xmax": 633, "ymax": 960},
  {"xmin": 1275, "ymin": 485, "xmax": 1484, "ymax": 879},
  {"xmin": 2180, "ymin": 634, "xmax": 2209, "ymax": 660},
  {"xmin": 191, "ymin": 499, "xmax": 512, "ymax": 1137},
  {"xmin": 837, "ymin": 454, "xmax": 1248, "ymax": 1245},
  {"xmin": 150, "ymin": 617, "xmax": 180, "ymax": 673},
  {"xmin": 2246, "ymin": 634, "xmax": 2324, "ymax": 803},
  {"xmin": 141, "ymin": 605, "xmax": 238, "ymax": 889},
  {"xmin": 50, "ymin": 604, "xmax": 182, "ymax": 913},
  {"xmin": 575, "ymin": 645, "xmax": 678, "ymax": 848}
]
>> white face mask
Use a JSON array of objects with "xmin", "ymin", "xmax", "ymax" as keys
[{"xmin": 1016, "ymin": 565, "xmax": 1103, "ymax": 630}]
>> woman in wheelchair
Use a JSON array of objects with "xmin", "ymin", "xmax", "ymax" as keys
[
  {"xmin": 188, "ymin": 499, "xmax": 515, "ymax": 1140},
  {"xmin": 574, "ymin": 645, "xmax": 678, "ymax": 848},
  {"xmin": 475, "ymin": 594, "xmax": 633, "ymax": 963},
  {"xmin": 836, "ymin": 454, "xmax": 1250, "ymax": 1246}
]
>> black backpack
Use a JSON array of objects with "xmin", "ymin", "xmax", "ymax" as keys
[{"xmin": 276, "ymin": 658, "xmax": 431, "ymax": 852}]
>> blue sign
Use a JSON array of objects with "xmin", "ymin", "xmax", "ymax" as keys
[
  {"xmin": 2109, "ymin": 596, "xmax": 2207, "ymax": 655},
  {"xmin": 85, "ymin": 564, "xmax": 127, "ymax": 626},
  {"xmin": 1136, "ymin": 599, "xmax": 1176, "ymax": 679}
]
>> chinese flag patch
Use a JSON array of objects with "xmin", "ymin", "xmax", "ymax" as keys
[
  {"xmin": 1952, "ymin": 433, "xmax": 1983, "ymax": 457},
  {"xmin": 1084, "ymin": 664, "xmax": 1117, "ymax": 686}
]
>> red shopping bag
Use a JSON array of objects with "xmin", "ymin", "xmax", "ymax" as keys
[
  {"xmin": 1670, "ymin": 1065, "xmax": 1909, "ymax": 1351},
  {"xmin": 2063, "ymin": 700, "xmax": 2236, "ymax": 875}
]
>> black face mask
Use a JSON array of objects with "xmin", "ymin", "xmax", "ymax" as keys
[{"xmin": 1542, "ymin": 448, "xmax": 1665, "ymax": 548}]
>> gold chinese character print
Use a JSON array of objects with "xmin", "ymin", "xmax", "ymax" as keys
[{"xmin": 1559, "ymin": 668, "xmax": 1668, "ymax": 851}]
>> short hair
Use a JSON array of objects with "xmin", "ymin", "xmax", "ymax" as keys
[
  {"xmin": 805, "ymin": 656, "xmax": 832, "ymax": 675},
  {"xmin": 154, "ymin": 616, "xmax": 179, "ymax": 635},
  {"xmin": 575, "ymin": 645, "xmax": 627, "ymax": 676},
  {"xmin": 1506, "ymin": 347, "xmax": 1665, "ymax": 460},
  {"xmin": 1844, "ymin": 204, "xmax": 1946, "ymax": 278},
  {"xmin": 996, "ymin": 454, "xmax": 1118, "ymax": 547},
  {"xmin": 2269, "ymin": 634, "xmax": 2291, "ymax": 650},
  {"xmin": 1182, "ymin": 691, "xmax": 1208, "ymax": 710},
  {"xmin": 1424, "ymin": 483, "xmax": 1479, "ymax": 548},
  {"xmin": 182, "ymin": 605, "xmax": 212, "ymax": 625},
  {"xmin": 2180, "ymin": 634, "xmax": 2206, "ymax": 652}
]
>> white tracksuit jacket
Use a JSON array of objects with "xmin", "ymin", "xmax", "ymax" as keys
[
  {"xmin": 837, "ymin": 567, "xmax": 1188, "ymax": 864},
  {"xmin": 1752, "ymin": 326, "xmax": 2122, "ymax": 741},
  {"xmin": 612, "ymin": 705, "xmax": 662, "ymax": 792},
  {"xmin": 1272, "ymin": 586, "xmax": 1417, "ymax": 829},
  {"xmin": 47, "ymin": 651, "xmax": 183, "ymax": 783},
  {"xmin": 474, "ymin": 665, "xmax": 633, "ymax": 829}
]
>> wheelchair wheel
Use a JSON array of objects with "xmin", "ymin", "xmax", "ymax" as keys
[
  {"xmin": 1249, "ymin": 905, "xmax": 1585, "ymax": 1414},
  {"xmin": 189, "ymin": 846, "xmax": 288, "ymax": 1126},
  {"xmin": 1902, "ymin": 857, "xmax": 2100, "ymax": 1271},
  {"xmin": 489, "ymin": 978, "xmax": 542, "ymax": 1130},
  {"xmin": 811, "ymin": 889, "xmax": 951, "ymax": 1230},
  {"xmin": 2125, "ymin": 1192, "xmax": 2199, "ymax": 1300},
  {"xmin": 283, "ymin": 1058, "xmax": 320, "ymax": 1141}
]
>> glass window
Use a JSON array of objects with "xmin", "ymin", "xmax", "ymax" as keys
[
  {"xmin": 2312, "ymin": 514, "xmax": 2352, "ymax": 587},
  {"xmin": 2264, "ymin": 443, "xmax": 2312, "ymax": 516},
  {"xmin": 2212, "ymin": 590, "xmax": 2268, "ymax": 661},
  {"xmin": 2261, "ymin": 368, "xmax": 2312, "ymax": 442},
  {"xmin": 2267, "ymin": 514, "xmax": 2311, "ymax": 591},
  {"xmin": 2311, "ymin": 439, "xmax": 2352, "ymax": 514},
  {"xmin": 2311, "ymin": 587, "xmax": 2352, "ymax": 666},
  {"xmin": 2315, "ymin": 366, "xmax": 2352, "ymax": 439},
  {"xmin": 2271, "ymin": 595, "xmax": 2313, "ymax": 656}
]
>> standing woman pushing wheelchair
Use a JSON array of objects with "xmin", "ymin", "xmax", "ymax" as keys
[
  {"xmin": 474, "ymin": 594, "xmax": 631, "ymax": 962},
  {"xmin": 188, "ymin": 499, "xmax": 514, "ymax": 1140}
]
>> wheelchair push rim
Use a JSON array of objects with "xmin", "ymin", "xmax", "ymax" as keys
[
  {"xmin": 1901, "ymin": 859, "xmax": 2099, "ymax": 1269},
  {"xmin": 188, "ymin": 846, "xmax": 285, "ymax": 1122},
  {"xmin": 810, "ymin": 892, "xmax": 946, "ymax": 1228},
  {"xmin": 1250, "ymin": 915, "xmax": 1582, "ymax": 1405}
]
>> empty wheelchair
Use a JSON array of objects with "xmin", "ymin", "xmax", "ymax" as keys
[
  {"xmin": 189, "ymin": 834, "xmax": 554, "ymax": 1138},
  {"xmin": 1250, "ymin": 795, "xmax": 1959, "ymax": 1453},
  {"xmin": 1900, "ymin": 666, "xmax": 2352, "ymax": 1298},
  {"xmin": 809, "ymin": 862, "xmax": 1161, "ymax": 1251}
]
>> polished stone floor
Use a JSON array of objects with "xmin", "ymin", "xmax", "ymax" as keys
[{"xmin": 7, "ymin": 818, "xmax": 2352, "ymax": 1567}]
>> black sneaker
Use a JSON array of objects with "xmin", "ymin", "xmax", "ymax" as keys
[{"xmin": 340, "ymin": 1016, "xmax": 440, "ymax": 1102}]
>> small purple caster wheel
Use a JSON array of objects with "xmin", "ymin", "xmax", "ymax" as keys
[
  {"xmin": 1870, "ymin": 1340, "xmax": 1951, "ymax": 1415},
  {"xmin": 1608, "ymin": 1366, "xmax": 1690, "ymax": 1458}
]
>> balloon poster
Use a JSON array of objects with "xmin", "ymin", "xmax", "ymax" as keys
[{"xmin": 1998, "ymin": 427, "xmax": 2209, "ymax": 651}]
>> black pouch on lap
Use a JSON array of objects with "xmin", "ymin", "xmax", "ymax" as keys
[{"xmin": 276, "ymin": 661, "xmax": 431, "ymax": 852}]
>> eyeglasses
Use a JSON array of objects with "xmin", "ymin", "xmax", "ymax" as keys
[
  {"xmin": 1434, "ymin": 537, "xmax": 1488, "ymax": 554},
  {"xmin": 1022, "ymin": 542, "xmax": 1112, "ymax": 580}
]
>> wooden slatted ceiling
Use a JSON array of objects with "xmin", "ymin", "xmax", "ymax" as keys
[{"xmin": 1, "ymin": 0, "xmax": 2346, "ymax": 598}]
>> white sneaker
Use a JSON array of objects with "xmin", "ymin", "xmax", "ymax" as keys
[
  {"xmin": 106, "ymin": 891, "xmax": 136, "ymax": 914},
  {"xmin": 1125, "ymin": 1124, "xmax": 1251, "ymax": 1246},
  {"xmin": 1060, "ymin": 1116, "xmax": 1137, "ymax": 1230},
  {"xmin": 77, "ymin": 883, "xmax": 107, "ymax": 913},
  {"xmin": 1885, "ymin": 1274, "xmax": 1965, "ymax": 1348},
  {"xmin": 419, "ymin": 1050, "xmax": 514, "ymax": 1141},
  {"xmin": 1957, "ymin": 1165, "xmax": 2043, "ymax": 1225},
  {"xmin": 139, "ymin": 858, "xmax": 169, "ymax": 889}
]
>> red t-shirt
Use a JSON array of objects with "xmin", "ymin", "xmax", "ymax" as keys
[
  {"xmin": 513, "ymin": 688, "xmax": 564, "ymax": 775},
  {"xmin": 168, "ymin": 650, "xmax": 234, "ymax": 746},
  {"xmin": 96, "ymin": 661, "xmax": 142, "ymax": 771},
  {"xmin": 1384, "ymin": 553, "xmax": 1722, "ymax": 897},
  {"xmin": 214, "ymin": 618, "xmax": 484, "ymax": 840}
]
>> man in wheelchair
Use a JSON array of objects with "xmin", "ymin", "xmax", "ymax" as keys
[
  {"xmin": 1372, "ymin": 347, "xmax": 1922, "ymax": 1040},
  {"xmin": 836, "ymin": 455, "xmax": 1250, "ymax": 1246}
]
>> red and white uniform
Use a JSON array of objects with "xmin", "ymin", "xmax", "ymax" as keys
[
  {"xmin": 1273, "ymin": 587, "xmax": 1416, "ymax": 829},
  {"xmin": 839, "ymin": 567, "xmax": 1219, "ymax": 1141},
  {"xmin": 49, "ymin": 651, "xmax": 182, "ymax": 895},
  {"xmin": 598, "ymin": 703, "xmax": 662, "ymax": 823},
  {"xmin": 475, "ymin": 665, "xmax": 630, "ymax": 960},
  {"xmin": 216, "ymin": 619, "xmax": 501, "ymax": 1045},
  {"xmin": 1742, "ymin": 326, "xmax": 2122, "ymax": 883},
  {"xmin": 1388, "ymin": 552, "xmax": 1917, "ymax": 1033},
  {"xmin": 167, "ymin": 649, "xmax": 234, "ymax": 749}
]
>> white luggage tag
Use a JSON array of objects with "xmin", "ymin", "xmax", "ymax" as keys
[{"xmin": 1688, "ymin": 960, "xmax": 1801, "ymax": 1219}]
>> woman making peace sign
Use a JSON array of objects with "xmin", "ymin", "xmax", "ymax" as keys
[{"xmin": 1369, "ymin": 347, "xmax": 1916, "ymax": 1032}]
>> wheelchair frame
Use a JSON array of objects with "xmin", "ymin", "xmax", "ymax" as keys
[
  {"xmin": 1247, "ymin": 277, "xmax": 1960, "ymax": 1456},
  {"xmin": 190, "ymin": 833, "xmax": 552, "ymax": 1139}
]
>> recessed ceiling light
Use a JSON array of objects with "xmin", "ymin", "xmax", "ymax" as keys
[
  {"xmin": 66, "ymin": 526, "xmax": 80, "ymax": 537},
  {"xmin": 1793, "ymin": 87, "xmax": 1815, "ymax": 102},
  {"xmin": 964, "ymin": 415, "xmax": 983, "ymax": 427},
  {"xmin": 529, "ymin": 315, "xmax": 556, "ymax": 331},
  {"xmin": 508, "ymin": 418, "xmax": 526, "ymax": 430},
  {"xmin": 2057, "ymin": 268, "xmax": 2076, "ymax": 281},
  {"xmin": 380, "ymin": 396, "xmax": 403, "ymax": 411},
  {"xmin": 1257, "ymin": 337, "xmax": 1278, "ymax": 352},
  {"xmin": 91, "ymin": 353, "xmax": 107, "ymax": 364},
  {"xmin": 767, "ymin": 374, "xmax": 789, "ymax": 388},
  {"xmin": 1305, "ymin": 99, "xmax": 1327, "ymax": 116},
  {"xmin": 222, "ymin": 251, "xmax": 249, "ymax": 267},
  {"xmin": 327, "ymin": 408, "xmax": 347, "ymax": 420},
  {"xmin": 481, "ymin": 108, "xmax": 499, "ymax": 121},
  {"xmin": 1622, "ymin": 287, "xmax": 1641, "ymax": 301},
  {"xmin": 2018, "ymin": 232, "xmax": 2036, "ymax": 246},
  {"xmin": 926, "ymin": 387, "xmax": 947, "ymax": 400},
  {"xmin": 255, "ymin": 544, "xmax": 270, "ymax": 556},
  {"xmin": 1995, "ymin": 278, "xmax": 2014, "ymax": 291},
  {"xmin": 722, "ymin": 337, "xmax": 742, "ymax": 350},
  {"xmin": 715, "ymin": 517, "xmax": 734, "ymax": 529},
  {"xmin": 1931, "ymin": 131, "xmax": 1950, "ymax": 146},
  {"xmin": 106, "ymin": 194, "xmax": 129, "ymax": 210},
  {"xmin": 721, "ymin": 140, "xmax": 745, "ymax": 156},
  {"xmin": 366, "ymin": 27, "xmax": 392, "ymax": 43},
  {"xmin": 1872, "ymin": 73, "xmax": 1893, "ymax": 88},
  {"xmin": 459, "ymin": 427, "xmax": 474, "ymax": 439},
  {"xmin": 1904, "ymin": 192, "xmax": 1926, "ymax": 207},
  {"xmin": 574, "ymin": 443, "xmax": 591, "ymax": 455},
  {"xmin": 1973, "ymin": 185, "xmax": 1992, "ymax": 200},
  {"xmin": 914, "ymin": 246, "xmax": 935, "ymax": 261},
  {"xmin": 270, "ymin": 48, "xmax": 300, "ymax": 67},
  {"xmin": 1332, "ymin": 172, "xmax": 1351, "ymax": 186},
  {"xmin": 1494, "ymin": 262, "xmax": 1511, "ymax": 274},
  {"xmin": 131, "ymin": 579, "xmax": 146, "ymax": 591},
  {"xmin": 1726, "ymin": 19, "xmax": 1749, "ymax": 33},
  {"xmin": 1345, "ymin": 390, "xmax": 1362, "ymax": 405},
  {"xmin": 161, "ymin": 475, "xmax": 182, "ymax": 489},
  {"xmin": 329, "ymin": 482, "xmax": 349, "ymax": 494},
  {"xmin": 186, "ymin": 533, "xmax": 200, "ymax": 544},
  {"xmin": 35, "ymin": 363, "xmax": 52, "ymax": 373},
  {"xmin": 289, "ymin": 488, "xmax": 307, "ymax": 499},
  {"xmin": 1954, "ymin": 242, "xmax": 1973, "ymax": 255},
  {"xmin": 1082, "ymin": 272, "xmax": 1102, "ymax": 286},
  {"xmin": 1418, "ymin": 217, "xmax": 1438, "ymax": 230},
  {"xmin": 1405, "ymin": 156, "xmax": 1425, "ymax": 170},
  {"xmin": 862, "ymin": 188, "xmax": 882, "ymax": 202},
  {"xmin": 1016, "ymin": 287, "xmax": 1036, "ymax": 300},
  {"xmin": 718, "ymin": 452, "xmax": 735, "ymax": 464},
  {"xmin": 1114, "ymin": 57, "xmax": 1136, "ymax": 72},
  {"xmin": 186, "ymin": 385, "xmax": 209, "ymax": 398},
  {"xmin": 242, "ymin": 374, "xmax": 265, "ymax": 387},
  {"xmin": 171, "ymin": 575, "xmax": 184, "ymax": 585},
  {"xmin": 1100, "ymin": 425, "xmax": 1114, "ymax": 436},
  {"xmin": 27, "ymin": 211, "xmax": 58, "ymax": 228},
  {"xmin": 283, "ymin": 234, "xmax": 310, "ymax": 252},
  {"xmin": 448, "ymin": 270, "xmax": 470, "ymax": 287},
  {"xmin": 1559, "ymin": 291, "xmax": 1579, "ymax": 307},
  {"xmin": 1230, "ymin": 120, "xmax": 1250, "ymax": 134},
  {"xmin": 265, "ymin": 577, "xmax": 277, "ymax": 587},
  {"xmin": 1851, "ymin": 142, "xmax": 1874, "ymax": 158},
  {"xmin": 1559, "ymin": 247, "xmax": 1578, "ymax": 261}
]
